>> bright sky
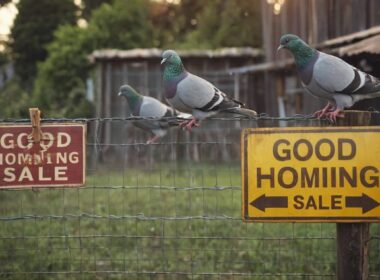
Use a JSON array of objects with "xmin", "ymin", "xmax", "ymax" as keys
[
  {"xmin": 0, "ymin": 0, "xmax": 178, "ymax": 41},
  {"xmin": 0, "ymin": 0, "xmax": 18, "ymax": 39}
]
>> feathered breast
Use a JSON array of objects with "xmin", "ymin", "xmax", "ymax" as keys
[{"xmin": 164, "ymin": 72, "xmax": 188, "ymax": 99}]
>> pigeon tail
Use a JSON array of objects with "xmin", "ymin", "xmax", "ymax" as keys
[
  {"xmin": 224, "ymin": 107, "xmax": 257, "ymax": 118},
  {"xmin": 352, "ymin": 91, "xmax": 380, "ymax": 103}
]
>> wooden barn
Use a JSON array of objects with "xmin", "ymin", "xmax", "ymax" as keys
[
  {"xmin": 90, "ymin": 48, "xmax": 262, "ymax": 121},
  {"xmin": 230, "ymin": 0, "xmax": 380, "ymax": 116},
  {"xmin": 88, "ymin": 0, "xmax": 380, "ymax": 163},
  {"xmin": 89, "ymin": 48, "xmax": 262, "ymax": 162}
]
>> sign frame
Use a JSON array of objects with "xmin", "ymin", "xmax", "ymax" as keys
[
  {"xmin": 242, "ymin": 126, "xmax": 380, "ymax": 223},
  {"xmin": 0, "ymin": 122, "xmax": 86, "ymax": 189}
]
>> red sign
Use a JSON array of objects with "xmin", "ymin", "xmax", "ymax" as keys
[{"xmin": 0, "ymin": 123, "xmax": 86, "ymax": 188}]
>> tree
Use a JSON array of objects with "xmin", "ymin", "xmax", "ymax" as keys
[
  {"xmin": 0, "ymin": 50, "xmax": 9, "ymax": 67},
  {"xmin": 148, "ymin": 0, "xmax": 177, "ymax": 47},
  {"xmin": 181, "ymin": 0, "xmax": 262, "ymax": 48},
  {"xmin": 0, "ymin": 79, "xmax": 30, "ymax": 118},
  {"xmin": 87, "ymin": 0, "xmax": 152, "ymax": 49},
  {"xmin": 33, "ymin": 26, "xmax": 92, "ymax": 116},
  {"xmin": 148, "ymin": 0, "xmax": 203, "ymax": 48},
  {"xmin": 33, "ymin": 0, "xmax": 152, "ymax": 117},
  {"xmin": 81, "ymin": 0, "xmax": 112, "ymax": 21},
  {"xmin": 9, "ymin": 0, "xmax": 78, "ymax": 88},
  {"xmin": 173, "ymin": 0, "xmax": 204, "ymax": 41}
]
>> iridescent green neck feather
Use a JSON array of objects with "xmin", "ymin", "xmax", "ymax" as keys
[
  {"xmin": 288, "ymin": 40, "xmax": 317, "ymax": 69},
  {"xmin": 125, "ymin": 92, "xmax": 142, "ymax": 110},
  {"xmin": 121, "ymin": 87, "xmax": 142, "ymax": 110},
  {"xmin": 163, "ymin": 57, "xmax": 185, "ymax": 81}
]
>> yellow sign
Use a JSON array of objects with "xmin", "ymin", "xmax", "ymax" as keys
[{"xmin": 242, "ymin": 127, "xmax": 380, "ymax": 222}]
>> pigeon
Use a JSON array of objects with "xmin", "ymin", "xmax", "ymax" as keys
[
  {"xmin": 278, "ymin": 34, "xmax": 380, "ymax": 122},
  {"xmin": 118, "ymin": 85, "xmax": 189, "ymax": 143},
  {"xmin": 161, "ymin": 50, "xmax": 257, "ymax": 130}
]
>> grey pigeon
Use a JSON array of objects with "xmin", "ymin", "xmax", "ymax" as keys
[
  {"xmin": 118, "ymin": 85, "xmax": 190, "ymax": 143},
  {"xmin": 278, "ymin": 34, "xmax": 380, "ymax": 122},
  {"xmin": 161, "ymin": 50, "xmax": 257, "ymax": 130}
]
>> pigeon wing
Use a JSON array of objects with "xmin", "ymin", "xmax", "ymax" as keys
[
  {"xmin": 176, "ymin": 73, "xmax": 223, "ymax": 110},
  {"xmin": 313, "ymin": 53, "xmax": 367, "ymax": 95},
  {"xmin": 133, "ymin": 96, "xmax": 172, "ymax": 131},
  {"xmin": 139, "ymin": 96, "xmax": 168, "ymax": 118}
]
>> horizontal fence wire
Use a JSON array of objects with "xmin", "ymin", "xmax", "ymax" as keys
[
  {"xmin": 0, "ymin": 113, "xmax": 322, "ymax": 123},
  {"xmin": 0, "ymin": 116, "xmax": 379, "ymax": 280}
]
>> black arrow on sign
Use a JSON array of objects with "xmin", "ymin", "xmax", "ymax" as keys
[
  {"xmin": 345, "ymin": 193, "xmax": 380, "ymax": 214},
  {"xmin": 250, "ymin": 194, "xmax": 288, "ymax": 212}
]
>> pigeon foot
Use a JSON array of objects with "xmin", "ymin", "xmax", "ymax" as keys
[
  {"xmin": 147, "ymin": 135, "xmax": 160, "ymax": 144},
  {"xmin": 325, "ymin": 109, "xmax": 344, "ymax": 123},
  {"xmin": 179, "ymin": 119, "xmax": 190, "ymax": 128},
  {"xmin": 179, "ymin": 118, "xmax": 199, "ymax": 131},
  {"xmin": 313, "ymin": 103, "xmax": 334, "ymax": 119}
]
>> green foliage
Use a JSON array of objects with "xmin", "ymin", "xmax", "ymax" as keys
[
  {"xmin": 0, "ymin": 78, "xmax": 30, "ymax": 118},
  {"xmin": 33, "ymin": 25, "xmax": 93, "ymax": 117},
  {"xmin": 9, "ymin": 0, "xmax": 78, "ymax": 88},
  {"xmin": 88, "ymin": 0, "xmax": 152, "ymax": 49},
  {"xmin": 80, "ymin": 0, "xmax": 113, "ymax": 21},
  {"xmin": 0, "ymin": 51, "xmax": 9, "ymax": 66},
  {"xmin": 33, "ymin": 0, "xmax": 152, "ymax": 118},
  {"xmin": 149, "ymin": 0, "xmax": 203, "ymax": 48},
  {"xmin": 181, "ymin": 0, "xmax": 262, "ymax": 49}
]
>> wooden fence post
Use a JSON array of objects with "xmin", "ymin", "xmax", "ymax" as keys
[{"xmin": 336, "ymin": 110, "xmax": 373, "ymax": 280}]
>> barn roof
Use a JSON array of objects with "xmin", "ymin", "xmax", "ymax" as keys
[
  {"xmin": 333, "ymin": 34, "xmax": 380, "ymax": 56},
  {"xmin": 89, "ymin": 47, "xmax": 262, "ymax": 62},
  {"xmin": 229, "ymin": 25, "xmax": 380, "ymax": 74},
  {"xmin": 317, "ymin": 25, "xmax": 380, "ymax": 49}
]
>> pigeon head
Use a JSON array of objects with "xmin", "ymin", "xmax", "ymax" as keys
[
  {"xmin": 118, "ymin": 85, "xmax": 142, "ymax": 111},
  {"xmin": 278, "ymin": 34, "xmax": 317, "ymax": 68},
  {"xmin": 161, "ymin": 50, "xmax": 182, "ymax": 66},
  {"xmin": 118, "ymin": 85, "xmax": 140, "ymax": 98},
  {"xmin": 278, "ymin": 34, "xmax": 304, "ymax": 51},
  {"xmin": 161, "ymin": 50, "xmax": 186, "ymax": 80}
]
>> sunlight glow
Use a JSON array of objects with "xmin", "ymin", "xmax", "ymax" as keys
[
  {"xmin": 267, "ymin": 0, "xmax": 285, "ymax": 15},
  {"xmin": 0, "ymin": 0, "xmax": 18, "ymax": 37},
  {"xmin": 151, "ymin": 0, "xmax": 180, "ymax": 4}
]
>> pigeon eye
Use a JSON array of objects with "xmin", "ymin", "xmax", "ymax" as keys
[{"xmin": 285, "ymin": 38, "xmax": 289, "ymax": 44}]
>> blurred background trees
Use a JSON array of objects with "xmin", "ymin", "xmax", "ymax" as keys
[
  {"xmin": 80, "ymin": 0, "xmax": 112, "ymax": 21},
  {"xmin": 181, "ymin": 0, "xmax": 262, "ymax": 48},
  {"xmin": 0, "ymin": 0, "xmax": 262, "ymax": 118},
  {"xmin": 10, "ymin": 0, "xmax": 78, "ymax": 88},
  {"xmin": 33, "ymin": 0, "xmax": 153, "ymax": 117}
]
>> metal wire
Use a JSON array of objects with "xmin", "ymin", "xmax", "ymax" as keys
[
  {"xmin": 0, "ymin": 117, "xmax": 379, "ymax": 279},
  {"xmin": 0, "ymin": 113, "xmax": 322, "ymax": 123}
]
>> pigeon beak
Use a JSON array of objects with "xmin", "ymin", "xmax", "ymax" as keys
[
  {"xmin": 118, "ymin": 92, "xmax": 122, "ymax": 96},
  {"xmin": 160, "ymin": 57, "xmax": 167, "ymax": 65},
  {"xmin": 277, "ymin": 45, "xmax": 284, "ymax": 52}
]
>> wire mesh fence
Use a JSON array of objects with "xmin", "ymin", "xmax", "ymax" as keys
[{"xmin": 0, "ymin": 116, "xmax": 380, "ymax": 279}]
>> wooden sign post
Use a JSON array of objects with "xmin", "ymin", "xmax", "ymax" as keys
[
  {"xmin": 242, "ymin": 111, "xmax": 380, "ymax": 280},
  {"xmin": 335, "ymin": 111, "xmax": 372, "ymax": 280}
]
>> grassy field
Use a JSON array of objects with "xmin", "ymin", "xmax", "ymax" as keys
[{"xmin": 0, "ymin": 162, "xmax": 379, "ymax": 279}]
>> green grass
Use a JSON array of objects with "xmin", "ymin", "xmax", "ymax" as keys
[{"xmin": 0, "ymin": 163, "xmax": 379, "ymax": 279}]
